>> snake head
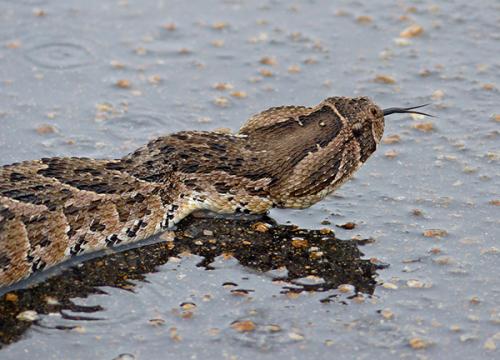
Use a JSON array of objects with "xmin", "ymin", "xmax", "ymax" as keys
[
  {"xmin": 324, "ymin": 97, "xmax": 432, "ymax": 145},
  {"xmin": 321, "ymin": 96, "xmax": 385, "ymax": 144},
  {"xmin": 240, "ymin": 96, "xmax": 432, "ymax": 209}
]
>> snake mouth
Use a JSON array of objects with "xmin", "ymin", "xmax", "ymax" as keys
[{"xmin": 382, "ymin": 104, "xmax": 433, "ymax": 117}]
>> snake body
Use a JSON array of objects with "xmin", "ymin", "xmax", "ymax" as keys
[{"xmin": 0, "ymin": 96, "xmax": 385, "ymax": 286}]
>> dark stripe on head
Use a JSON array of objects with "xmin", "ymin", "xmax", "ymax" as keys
[
  {"xmin": 249, "ymin": 105, "xmax": 344, "ymax": 181},
  {"xmin": 355, "ymin": 123, "xmax": 377, "ymax": 162}
]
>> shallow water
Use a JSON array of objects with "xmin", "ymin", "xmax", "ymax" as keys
[{"xmin": 0, "ymin": 0, "xmax": 499, "ymax": 359}]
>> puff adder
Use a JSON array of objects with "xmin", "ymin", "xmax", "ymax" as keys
[{"xmin": 0, "ymin": 96, "xmax": 430, "ymax": 287}]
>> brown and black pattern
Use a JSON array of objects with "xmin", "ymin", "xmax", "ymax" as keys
[{"xmin": 0, "ymin": 96, "xmax": 387, "ymax": 287}]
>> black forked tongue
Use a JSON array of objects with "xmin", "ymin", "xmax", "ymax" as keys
[{"xmin": 383, "ymin": 104, "xmax": 433, "ymax": 117}]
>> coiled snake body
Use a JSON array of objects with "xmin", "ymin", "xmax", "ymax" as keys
[{"xmin": 0, "ymin": 96, "xmax": 394, "ymax": 286}]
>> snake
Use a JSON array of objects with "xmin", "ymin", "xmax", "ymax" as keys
[{"xmin": 0, "ymin": 96, "xmax": 430, "ymax": 287}]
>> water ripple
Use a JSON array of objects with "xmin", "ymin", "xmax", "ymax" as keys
[{"xmin": 25, "ymin": 42, "xmax": 94, "ymax": 70}]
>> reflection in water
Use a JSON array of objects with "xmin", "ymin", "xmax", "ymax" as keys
[{"xmin": 0, "ymin": 214, "xmax": 385, "ymax": 347}]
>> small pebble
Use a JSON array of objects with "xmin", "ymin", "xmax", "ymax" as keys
[
  {"xmin": 115, "ymin": 79, "xmax": 131, "ymax": 89},
  {"xmin": 356, "ymin": 15, "xmax": 373, "ymax": 24},
  {"xmin": 95, "ymin": 102, "xmax": 113, "ymax": 113},
  {"xmin": 469, "ymin": 296, "xmax": 480, "ymax": 305},
  {"xmin": 180, "ymin": 302, "xmax": 197, "ymax": 310},
  {"xmin": 260, "ymin": 56, "xmax": 277, "ymax": 66},
  {"xmin": 259, "ymin": 69, "xmax": 274, "ymax": 77},
  {"xmin": 198, "ymin": 116, "xmax": 212, "ymax": 124},
  {"xmin": 460, "ymin": 334, "xmax": 478, "ymax": 342},
  {"xmin": 207, "ymin": 328, "xmax": 220, "ymax": 336},
  {"xmin": 4, "ymin": 293, "xmax": 18, "ymax": 302},
  {"xmin": 252, "ymin": 222, "xmax": 270, "ymax": 233},
  {"xmin": 431, "ymin": 90, "xmax": 445, "ymax": 101},
  {"xmin": 304, "ymin": 57, "xmax": 317, "ymax": 64},
  {"xmin": 423, "ymin": 229, "xmax": 448, "ymax": 238},
  {"xmin": 33, "ymin": 8, "xmax": 46, "ymax": 17},
  {"xmin": 6, "ymin": 40, "xmax": 21, "ymax": 49},
  {"xmin": 309, "ymin": 251, "xmax": 324, "ymax": 259},
  {"xmin": 36, "ymin": 124, "xmax": 57, "ymax": 135},
  {"xmin": 179, "ymin": 310, "xmax": 193, "ymax": 319},
  {"xmin": 162, "ymin": 23, "xmax": 176, "ymax": 31},
  {"xmin": 72, "ymin": 326, "xmax": 86, "ymax": 334},
  {"xmin": 149, "ymin": 318, "xmax": 166, "ymax": 326},
  {"xmin": 338, "ymin": 222, "xmax": 356, "ymax": 230},
  {"xmin": 264, "ymin": 324, "xmax": 281, "ymax": 332},
  {"xmin": 231, "ymin": 320, "xmax": 256, "ymax": 332},
  {"xmin": 213, "ymin": 97, "xmax": 230, "ymax": 107},
  {"xmin": 450, "ymin": 325, "xmax": 461, "ymax": 332},
  {"xmin": 481, "ymin": 247, "xmax": 500, "ymax": 255},
  {"xmin": 382, "ymin": 134, "xmax": 401, "ymax": 144},
  {"xmin": 213, "ymin": 82, "xmax": 233, "ymax": 91},
  {"xmin": 286, "ymin": 292, "xmax": 301, "ymax": 299},
  {"xmin": 212, "ymin": 21, "xmax": 229, "ymax": 30},
  {"xmin": 291, "ymin": 238, "xmax": 308, "ymax": 248},
  {"xmin": 382, "ymin": 282, "xmax": 398, "ymax": 290},
  {"xmin": 148, "ymin": 75, "xmax": 161, "ymax": 85},
  {"xmin": 484, "ymin": 338, "xmax": 496, "ymax": 351},
  {"xmin": 110, "ymin": 60, "xmax": 125, "ymax": 69},
  {"xmin": 462, "ymin": 166, "xmax": 477, "ymax": 174},
  {"xmin": 230, "ymin": 91, "xmax": 247, "ymax": 98},
  {"xmin": 468, "ymin": 314, "xmax": 480, "ymax": 322},
  {"xmin": 211, "ymin": 39, "xmax": 224, "ymax": 47},
  {"xmin": 409, "ymin": 337, "xmax": 430, "ymax": 349},
  {"xmin": 384, "ymin": 150, "xmax": 398, "ymax": 158},
  {"xmin": 231, "ymin": 289, "xmax": 253, "ymax": 297},
  {"xmin": 410, "ymin": 113, "xmax": 426, "ymax": 120},
  {"xmin": 16, "ymin": 310, "xmax": 39, "ymax": 322},
  {"xmin": 381, "ymin": 308, "xmax": 394, "ymax": 319},
  {"xmin": 412, "ymin": 122, "xmax": 435, "ymax": 132},
  {"xmin": 169, "ymin": 327, "xmax": 181, "ymax": 342},
  {"xmin": 400, "ymin": 24, "xmax": 424, "ymax": 38},
  {"xmin": 44, "ymin": 296, "xmax": 59, "ymax": 305},
  {"xmin": 433, "ymin": 256, "xmax": 454, "ymax": 265},
  {"xmin": 352, "ymin": 295, "xmax": 365, "ymax": 303},
  {"xmin": 407, "ymin": 279, "xmax": 431, "ymax": 288},
  {"xmin": 374, "ymin": 74, "xmax": 396, "ymax": 84},
  {"xmin": 430, "ymin": 248, "xmax": 442, "ymax": 255},
  {"xmin": 394, "ymin": 38, "xmax": 411, "ymax": 46},
  {"xmin": 412, "ymin": 208, "xmax": 424, "ymax": 216},
  {"xmin": 338, "ymin": 284, "xmax": 355, "ymax": 293},
  {"xmin": 288, "ymin": 331, "xmax": 305, "ymax": 341},
  {"xmin": 482, "ymin": 83, "xmax": 496, "ymax": 91}
]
